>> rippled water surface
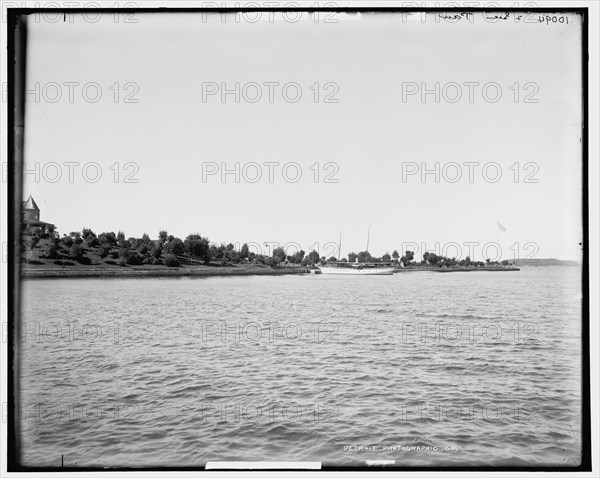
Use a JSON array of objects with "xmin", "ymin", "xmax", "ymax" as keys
[{"xmin": 18, "ymin": 267, "xmax": 583, "ymax": 468}]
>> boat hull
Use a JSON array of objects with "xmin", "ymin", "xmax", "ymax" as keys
[{"xmin": 318, "ymin": 267, "xmax": 394, "ymax": 275}]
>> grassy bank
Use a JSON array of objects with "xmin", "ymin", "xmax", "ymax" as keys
[
  {"xmin": 21, "ymin": 262, "xmax": 309, "ymax": 279},
  {"xmin": 429, "ymin": 266, "xmax": 520, "ymax": 272},
  {"xmin": 395, "ymin": 265, "xmax": 520, "ymax": 272}
]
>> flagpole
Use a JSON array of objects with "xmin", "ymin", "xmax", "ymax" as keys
[{"xmin": 496, "ymin": 222, "xmax": 507, "ymax": 259}]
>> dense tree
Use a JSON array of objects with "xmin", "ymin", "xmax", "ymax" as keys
[
  {"xmin": 99, "ymin": 243, "xmax": 112, "ymax": 258},
  {"xmin": 69, "ymin": 244, "xmax": 84, "ymax": 260},
  {"xmin": 240, "ymin": 243, "xmax": 250, "ymax": 260},
  {"xmin": 43, "ymin": 243, "xmax": 60, "ymax": 259},
  {"xmin": 444, "ymin": 257, "xmax": 457, "ymax": 267},
  {"xmin": 401, "ymin": 250, "xmax": 415, "ymax": 266},
  {"xmin": 98, "ymin": 232, "xmax": 117, "ymax": 246},
  {"xmin": 163, "ymin": 254, "xmax": 179, "ymax": 267},
  {"xmin": 158, "ymin": 230, "xmax": 168, "ymax": 244},
  {"xmin": 164, "ymin": 238, "xmax": 184, "ymax": 256},
  {"xmin": 70, "ymin": 231, "xmax": 83, "ymax": 244},
  {"xmin": 184, "ymin": 234, "xmax": 210, "ymax": 262},
  {"xmin": 392, "ymin": 250, "xmax": 399, "ymax": 261},
  {"xmin": 128, "ymin": 237, "xmax": 140, "ymax": 249},
  {"xmin": 215, "ymin": 244, "xmax": 227, "ymax": 260},
  {"xmin": 382, "ymin": 252, "xmax": 391, "ymax": 262},
  {"xmin": 289, "ymin": 250, "xmax": 305, "ymax": 264},
  {"xmin": 208, "ymin": 244, "xmax": 220, "ymax": 260},
  {"xmin": 117, "ymin": 231, "xmax": 126, "ymax": 247},
  {"xmin": 423, "ymin": 251, "xmax": 439, "ymax": 265},
  {"xmin": 150, "ymin": 243, "xmax": 162, "ymax": 259},
  {"xmin": 348, "ymin": 252, "xmax": 358, "ymax": 263},
  {"xmin": 273, "ymin": 247, "xmax": 287, "ymax": 264},
  {"xmin": 307, "ymin": 250, "xmax": 320, "ymax": 265},
  {"xmin": 82, "ymin": 228, "xmax": 98, "ymax": 247},
  {"xmin": 255, "ymin": 254, "xmax": 266, "ymax": 265},
  {"xmin": 29, "ymin": 231, "xmax": 41, "ymax": 250},
  {"xmin": 357, "ymin": 251, "xmax": 372, "ymax": 263},
  {"xmin": 127, "ymin": 254, "xmax": 143, "ymax": 266},
  {"xmin": 265, "ymin": 256, "xmax": 278, "ymax": 267},
  {"xmin": 61, "ymin": 235, "xmax": 74, "ymax": 247},
  {"xmin": 225, "ymin": 243, "xmax": 238, "ymax": 262}
]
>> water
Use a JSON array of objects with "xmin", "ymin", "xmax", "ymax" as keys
[{"xmin": 17, "ymin": 267, "xmax": 583, "ymax": 468}]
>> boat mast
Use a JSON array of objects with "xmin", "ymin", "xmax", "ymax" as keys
[
  {"xmin": 338, "ymin": 231, "xmax": 342, "ymax": 261},
  {"xmin": 366, "ymin": 225, "xmax": 371, "ymax": 256}
]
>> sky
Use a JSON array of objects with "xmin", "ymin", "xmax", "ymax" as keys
[{"xmin": 20, "ymin": 11, "xmax": 583, "ymax": 261}]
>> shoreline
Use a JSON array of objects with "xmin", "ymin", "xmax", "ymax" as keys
[
  {"xmin": 396, "ymin": 266, "xmax": 521, "ymax": 273},
  {"xmin": 21, "ymin": 265, "xmax": 310, "ymax": 279},
  {"xmin": 21, "ymin": 264, "xmax": 522, "ymax": 279}
]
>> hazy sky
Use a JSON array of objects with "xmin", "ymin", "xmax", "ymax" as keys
[{"xmin": 21, "ymin": 11, "xmax": 583, "ymax": 261}]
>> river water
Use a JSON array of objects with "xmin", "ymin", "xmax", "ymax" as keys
[{"xmin": 17, "ymin": 267, "xmax": 583, "ymax": 468}]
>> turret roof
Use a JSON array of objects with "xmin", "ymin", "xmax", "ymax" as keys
[{"xmin": 23, "ymin": 195, "xmax": 40, "ymax": 211}]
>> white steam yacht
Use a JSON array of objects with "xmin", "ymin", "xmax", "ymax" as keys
[{"xmin": 317, "ymin": 227, "xmax": 395, "ymax": 275}]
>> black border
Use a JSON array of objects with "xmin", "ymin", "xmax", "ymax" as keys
[
  {"xmin": 7, "ymin": 10, "xmax": 25, "ymax": 474},
  {"xmin": 5, "ymin": 6, "xmax": 591, "ymax": 473}
]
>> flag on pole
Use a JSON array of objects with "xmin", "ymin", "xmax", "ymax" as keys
[{"xmin": 497, "ymin": 222, "xmax": 507, "ymax": 233}]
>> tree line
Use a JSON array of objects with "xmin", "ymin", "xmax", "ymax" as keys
[
  {"xmin": 33, "ymin": 229, "xmax": 322, "ymax": 267},
  {"xmin": 27, "ymin": 228, "xmax": 510, "ymax": 268}
]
